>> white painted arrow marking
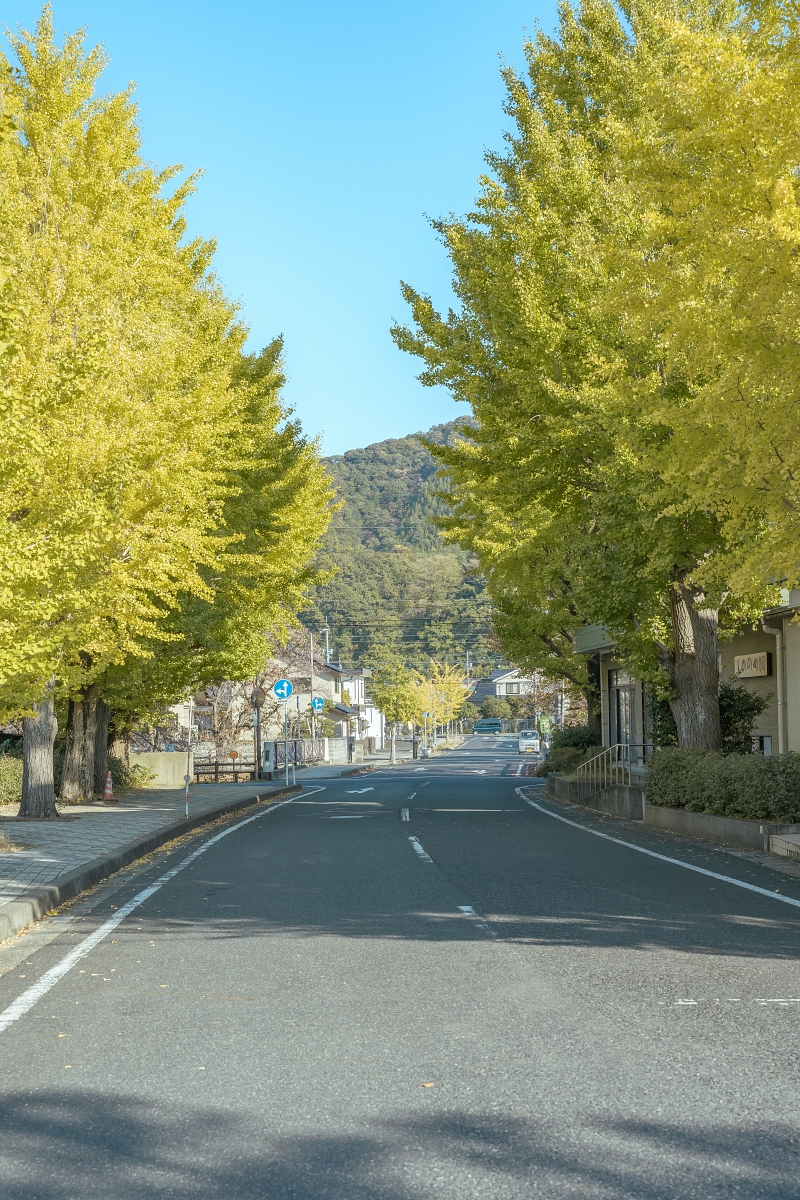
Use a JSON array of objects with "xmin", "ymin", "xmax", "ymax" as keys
[{"xmin": 346, "ymin": 787, "xmax": 374, "ymax": 794}]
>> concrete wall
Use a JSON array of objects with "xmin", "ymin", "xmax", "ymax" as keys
[
  {"xmin": 545, "ymin": 773, "xmax": 643, "ymax": 820},
  {"xmin": 784, "ymin": 620, "xmax": 800, "ymax": 752},
  {"xmin": 643, "ymin": 802, "xmax": 800, "ymax": 851},
  {"xmin": 130, "ymin": 751, "xmax": 193, "ymax": 788}
]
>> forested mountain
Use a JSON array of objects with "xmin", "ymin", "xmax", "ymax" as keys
[{"xmin": 302, "ymin": 421, "xmax": 498, "ymax": 672}]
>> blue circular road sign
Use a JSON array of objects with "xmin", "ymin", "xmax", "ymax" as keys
[
  {"xmin": 311, "ymin": 696, "xmax": 324, "ymax": 712},
  {"xmin": 273, "ymin": 678, "xmax": 294, "ymax": 700}
]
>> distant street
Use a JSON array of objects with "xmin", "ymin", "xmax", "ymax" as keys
[{"xmin": 1, "ymin": 736, "xmax": 799, "ymax": 1199}]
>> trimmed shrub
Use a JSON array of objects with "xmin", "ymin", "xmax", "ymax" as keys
[
  {"xmin": 719, "ymin": 682, "xmax": 769, "ymax": 754},
  {"xmin": 644, "ymin": 747, "xmax": 800, "ymax": 824},
  {"xmin": 0, "ymin": 754, "xmax": 23, "ymax": 806},
  {"xmin": 535, "ymin": 743, "xmax": 600, "ymax": 777},
  {"xmin": 551, "ymin": 725, "xmax": 597, "ymax": 754}
]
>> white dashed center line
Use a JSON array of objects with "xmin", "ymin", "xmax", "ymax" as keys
[{"xmin": 408, "ymin": 836, "xmax": 432, "ymax": 861}]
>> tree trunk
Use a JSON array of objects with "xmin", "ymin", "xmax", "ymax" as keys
[
  {"xmin": 390, "ymin": 724, "xmax": 396, "ymax": 764},
  {"xmin": 20, "ymin": 689, "xmax": 58, "ymax": 819},
  {"xmin": 109, "ymin": 737, "xmax": 129, "ymax": 766},
  {"xmin": 664, "ymin": 579, "xmax": 722, "ymax": 750},
  {"xmin": 60, "ymin": 685, "xmax": 99, "ymax": 803},
  {"xmin": 94, "ymin": 698, "xmax": 111, "ymax": 795}
]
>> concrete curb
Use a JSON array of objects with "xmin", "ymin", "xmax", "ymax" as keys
[{"xmin": 0, "ymin": 783, "xmax": 303, "ymax": 943}]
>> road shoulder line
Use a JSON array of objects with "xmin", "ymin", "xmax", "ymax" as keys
[{"xmin": 517, "ymin": 788, "xmax": 800, "ymax": 911}]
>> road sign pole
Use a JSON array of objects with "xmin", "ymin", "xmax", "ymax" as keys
[
  {"xmin": 284, "ymin": 699, "xmax": 289, "ymax": 788},
  {"xmin": 184, "ymin": 696, "xmax": 194, "ymax": 819}
]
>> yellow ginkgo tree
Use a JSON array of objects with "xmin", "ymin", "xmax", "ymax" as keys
[{"xmin": 0, "ymin": 10, "xmax": 332, "ymax": 815}]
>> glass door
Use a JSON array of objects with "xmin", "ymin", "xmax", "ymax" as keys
[{"xmin": 609, "ymin": 669, "xmax": 635, "ymax": 751}]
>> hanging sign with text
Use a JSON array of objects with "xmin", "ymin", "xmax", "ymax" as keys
[{"xmin": 733, "ymin": 652, "xmax": 771, "ymax": 678}]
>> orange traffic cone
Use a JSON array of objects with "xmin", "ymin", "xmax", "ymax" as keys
[{"xmin": 103, "ymin": 770, "xmax": 116, "ymax": 804}]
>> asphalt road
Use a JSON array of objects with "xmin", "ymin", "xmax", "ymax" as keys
[{"xmin": 1, "ymin": 735, "xmax": 799, "ymax": 1199}]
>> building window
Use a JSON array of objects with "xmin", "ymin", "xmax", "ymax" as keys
[{"xmin": 505, "ymin": 683, "xmax": 521, "ymax": 695}]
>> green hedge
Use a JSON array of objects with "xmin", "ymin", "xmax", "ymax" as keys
[
  {"xmin": 644, "ymin": 747, "xmax": 800, "ymax": 824},
  {"xmin": 0, "ymin": 755, "xmax": 23, "ymax": 806}
]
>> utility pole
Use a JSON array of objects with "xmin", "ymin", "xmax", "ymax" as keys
[
  {"xmin": 251, "ymin": 685, "xmax": 265, "ymax": 778},
  {"xmin": 323, "ymin": 618, "xmax": 331, "ymax": 663}
]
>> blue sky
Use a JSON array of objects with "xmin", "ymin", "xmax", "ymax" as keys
[{"xmin": 8, "ymin": 2, "xmax": 559, "ymax": 454}]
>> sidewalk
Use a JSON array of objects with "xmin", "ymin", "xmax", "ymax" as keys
[{"xmin": 0, "ymin": 779, "xmax": 305, "ymax": 943}]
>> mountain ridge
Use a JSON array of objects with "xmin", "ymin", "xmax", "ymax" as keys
[{"xmin": 302, "ymin": 419, "xmax": 495, "ymax": 672}]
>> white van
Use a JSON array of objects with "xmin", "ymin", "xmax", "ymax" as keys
[{"xmin": 518, "ymin": 729, "xmax": 541, "ymax": 755}]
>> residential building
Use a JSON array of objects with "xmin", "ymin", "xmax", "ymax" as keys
[{"xmin": 469, "ymin": 667, "xmax": 537, "ymax": 708}]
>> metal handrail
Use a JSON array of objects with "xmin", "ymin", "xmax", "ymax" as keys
[{"xmin": 574, "ymin": 743, "xmax": 650, "ymax": 797}]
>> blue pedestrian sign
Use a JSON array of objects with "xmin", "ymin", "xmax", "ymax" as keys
[
  {"xmin": 311, "ymin": 696, "xmax": 324, "ymax": 712},
  {"xmin": 273, "ymin": 678, "xmax": 294, "ymax": 700}
]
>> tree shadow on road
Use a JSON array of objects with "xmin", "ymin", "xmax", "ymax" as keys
[{"xmin": 0, "ymin": 1090, "xmax": 796, "ymax": 1199}]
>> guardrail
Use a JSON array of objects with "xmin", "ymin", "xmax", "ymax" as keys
[
  {"xmin": 193, "ymin": 739, "xmax": 328, "ymax": 782},
  {"xmin": 193, "ymin": 759, "xmax": 257, "ymax": 783},
  {"xmin": 574, "ymin": 744, "xmax": 650, "ymax": 797},
  {"xmin": 273, "ymin": 739, "xmax": 325, "ymax": 767}
]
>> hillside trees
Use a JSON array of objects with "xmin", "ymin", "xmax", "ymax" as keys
[
  {"xmin": 0, "ymin": 11, "xmax": 331, "ymax": 814},
  {"xmin": 394, "ymin": 0, "xmax": 774, "ymax": 750},
  {"xmin": 304, "ymin": 423, "xmax": 496, "ymax": 674}
]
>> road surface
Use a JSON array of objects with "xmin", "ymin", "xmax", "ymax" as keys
[{"xmin": 1, "ymin": 735, "xmax": 798, "ymax": 1198}]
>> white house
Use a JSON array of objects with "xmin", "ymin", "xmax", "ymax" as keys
[{"xmin": 469, "ymin": 668, "xmax": 538, "ymax": 708}]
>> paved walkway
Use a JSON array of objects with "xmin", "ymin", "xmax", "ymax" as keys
[{"xmin": 0, "ymin": 783, "xmax": 273, "ymax": 907}]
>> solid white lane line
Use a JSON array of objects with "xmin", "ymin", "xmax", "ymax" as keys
[
  {"xmin": 408, "ymin": 836, "xmax": 432, "ymax": 862},
  {"xmin": 0, "ymin": 789, "xmax": 320, "ymax": 1033},
  {"xmin": 330, "ymin": 815, "xmax": 365, "ymax": 819},
  {"xmin": 517, "ymin": 788, "xmax": 800, "ymax": 911}
]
